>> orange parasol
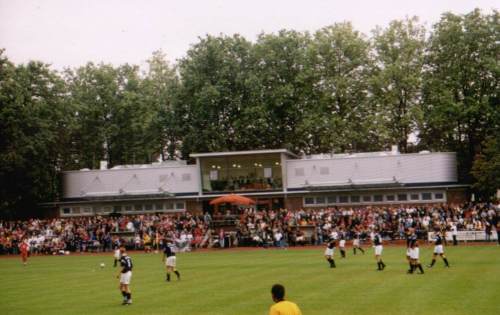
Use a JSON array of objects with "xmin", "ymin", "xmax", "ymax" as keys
[{"xmin": 209, "ymin": 194, "xmax": 256, "ymax": 206}]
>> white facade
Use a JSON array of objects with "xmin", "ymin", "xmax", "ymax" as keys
[
  {"xmin": 286, "ymin": 152, "xmax": 457, "ymax": 189},
  {"xmin": 58, "ymin": 150, "xmax": 463, "ymax": 216},
  {"xmin": 63, "ymin": 164, "xmax": 199, "ymax": 198}
]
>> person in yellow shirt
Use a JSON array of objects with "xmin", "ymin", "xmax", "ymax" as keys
[{"xmin": 269, "ymin": 284, "xmax": 302, "ymax": 315}]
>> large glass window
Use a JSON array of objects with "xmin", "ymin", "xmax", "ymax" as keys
[
  {"xmin": 200, "ymin": 154, "xmax": 283, "ymax": 193},
  {"xmin": 315, "ymin": 196, "xmax": 326, "ymax": 204}
]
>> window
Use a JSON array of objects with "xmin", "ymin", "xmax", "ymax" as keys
[
  {"xmin": 264, "ymin": 168, "xmax": 272, "ymax": 178},
  {"xmin": 350, "ymin": 195, "xmax": 360, "ymax": 203},
  {"xmin": 434, "ymin": 192, "xmax": 444, "ymax": 200},
  {"xmin": 327, "ymin": 196, "xmax": 336, "ymax": 204},
  {"xmin": 62, "ymin": 208, "xmax": 70, "ymax": 214},
  {"xmin": 155, "ymin": 203, "xmax": 163, "ymax": 211},
  {"xmin": 175, "ymin": 202, "xmax": 185, "ymax": 210},
  {"xmin": 397, "ymin": 194, "xmax": 408, "ymax": 201},
  {"xmin": 182, "ymin": 173, "xmax": 191, "ymax": 181},
  {"xmin": 144, "ymin": 204, "xmax": 153, "ymax": 211},
  {"xmin": 124, "ymin": 205, "xmax": 132, "ymax": 212},
  {"xmin": 209, "ymin": 170, "xmax": 218, "ymax": 180},
  {"xmin": 82, "ymin": 206, "xmax": 92, "ymax": 213},
  {"xmin": 338, "ymin": 196, "xmax": 348, "ymax": 203},
  {"xmin": 374, "ymin": 195, "xmax": 383, "ymax": 202},
  {"xmin": 410, "ymin": 194, "xmax": 420, "ymax": 200},
  {"xmin": 362, "ymin": 195, "xmax": 372, "ymax": 202},
  {"xmin": 113, "ymin": 205, "xmax": 122, "ymax": 212},
  {"xmin": 134, "ymin": 204, "xmax": 143, "ymax": 211},
  {"xmin": 295, "ymin": 168, "xmax": 305, "ymax": 176},
  {"xmin": 386, "ymin": 195, "xmax": 395, "ymax": 201},
  {"xmin": 315, "ymin": 196, "xmax": 326, "ymax": 204},
  {"xmin": 304, "ymin": 197, "xmax": 315, "ymax": 205},
  {"xmin": 102, "ymin": 206, "xmax": 112, "ymax": 213},
  {"xmin": 422, "ymin": 193, "xmax": 432, "ymax": 200},
  {"xmin": 165, "ymin": 202, "xmax": 174, "ymax": 210},
  {"xmin": 93, "ymin": 206, "xmax": 102, "ymax": 213},
  {"xmin": 319, "ymin": 167, "xmax": 329, "ymax": 175}
]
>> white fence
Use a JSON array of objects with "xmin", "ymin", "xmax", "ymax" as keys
[{"xmin": 428, "ymin": 231, "xmax": 498, "ymax": 242}]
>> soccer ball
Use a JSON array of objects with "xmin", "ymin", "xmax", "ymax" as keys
[{"xmin": 100, "ymin": 263, "xmax": 105, "ymax": 268}]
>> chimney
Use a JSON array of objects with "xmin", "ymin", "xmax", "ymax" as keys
[{"xmin": 100, "ymin": 160, "xmax": 108, "ymax": 170}]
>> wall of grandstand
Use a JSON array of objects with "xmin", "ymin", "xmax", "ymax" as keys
[
  {"xmin": 62, "ymin": 164, "xmax": 199, "ymax": 199},
  {"xmin": 428, "ymin": 231, "xmax": 498, "ymax": 241},
  {"xmin": 59, "ymin": 200, "xmax": 187, "ymax": 217},
  {"xmin": 286, "ymin": 152, "xmax": 457, "ymax": 189},
  {"xmin": 301, "ymin": 190, "xmax": 448, "ymax": 207}
]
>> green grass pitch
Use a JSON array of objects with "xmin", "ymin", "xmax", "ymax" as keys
[{"xmin": 1, "ymin": 245, "xmax": 499, "ymax": 315}]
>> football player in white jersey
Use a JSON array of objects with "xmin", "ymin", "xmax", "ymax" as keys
[
  {"xmin": 408, "ymin": 240, "xmax": 424, "ymax": 274},
  {"xmin": 352, "ymin": 232, "xmax": 364, "ymax": 255}
]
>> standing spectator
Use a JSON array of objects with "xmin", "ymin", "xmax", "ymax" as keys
[
  {"xmin": 218, "ymin": 228, "xmax": 225, "ymax": 248},
  {"xmin": 274, "ymin": 229, "xmax": 284, "ymax": 248},
  {"xmin": 451, "ymin": 223, "xmax": 458, "ymax": 246},
  {"xmin": 484, "ymin": 218, "xmax": 492, "ymax": 242}
]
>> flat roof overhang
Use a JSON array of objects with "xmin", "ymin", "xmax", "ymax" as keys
[
  {"xmin": 286, "ymin": 182, "xmax": 469, "ymax": 194},
  {"xmin": 189, "ymin": 149, "xmax": 299, "ymax": 159},
  {"xmin": 49, "ymin": 192, "xmax": 198, "ymax": 205}
]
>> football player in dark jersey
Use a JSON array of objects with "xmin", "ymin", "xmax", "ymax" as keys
[
  {"xmin": 405, "ymin": 228, "xmax": 417, "ymax": 273},
  {"xmin": 339, "ymin": 234, "xmax": 347, "ymax": 258},
  {"xmin": 428, "ymin": 230, "xmax": 450, "ymax": 268},
  {"xmin": 372, "ymin": 229, "xmax": 386, "ymax": 271},
  {"xmin": 163, "ymin": 241, "xmax": 181, "ymax": 281},
  {"xmin": 117, "ymin": 245, "xmax": 133, "ymax": 305},
  {"xmin": 408, "ymin": 240, "xmax": 424, "ymax": 274},
  {"xmin": 324, "ymin": 240, "xmax": 336, "ymax": 268}
]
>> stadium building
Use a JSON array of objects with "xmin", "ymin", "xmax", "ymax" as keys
[{"xmin": 56, "ymin": 148, "xmax": 468, "ymax": 217}]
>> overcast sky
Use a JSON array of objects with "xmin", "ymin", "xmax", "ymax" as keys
[{"xmin": 0, "ymin": 0, "xmax": 497, "ymax": 70}]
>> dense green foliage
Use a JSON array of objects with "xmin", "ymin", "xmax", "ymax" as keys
[
  {"xmin": 0, "ymin": 9, "xmax": 499, "ymax": 217},
  {"xmin": 1, "ymin": 246, "xmax": 499, "ymax": 315}
]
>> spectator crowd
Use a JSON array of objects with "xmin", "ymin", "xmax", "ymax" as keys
[{"xmin": 0, "ymin": 202, "xmax": 498, "ymax": 255}]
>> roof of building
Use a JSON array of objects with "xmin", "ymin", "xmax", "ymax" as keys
[{"xmin": 189, "ymin": 149, "xmax": 299, "ymax": 158}]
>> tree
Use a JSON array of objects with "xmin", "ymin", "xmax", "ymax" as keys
[
  {"xmin": 250, "ymin": 30, "xmax": 313, "ymax": 152},
  {"xmin": 471, "ymin": 137, "xmax": 500, "ymax": 200},
  {"xmin": 0, "ymin": 50, "xmax": 72, "ymax": 218},
  {"xmin": 301, "ymin": 23, "xmax": 376, "ymax": 154},
  {"xmin": 371, "ymin": 17, "xmax": 426, "ymax": 152},
  {"xmin": 176, "ymin": 34, "xmax": 254, "ymax": 156},
  {"xmin": 142, "ymin": 50, "xmax": 180, "ymax": 160},
  {"xmin": 420, "ymin": 9, "xmax": 499, "ymax": 183},
  {"xmin": 66, "ymin": 62, "xmax": 161, "ymax": 168}
]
